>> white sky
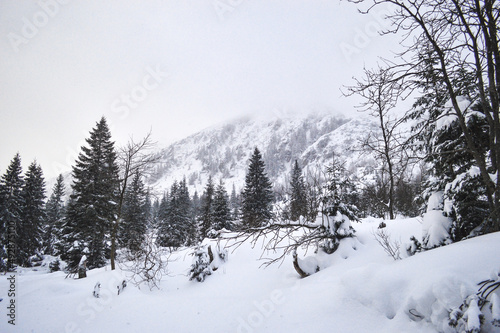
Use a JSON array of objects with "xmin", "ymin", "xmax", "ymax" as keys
[{"xmin": 0, "ymin": 0, "xmax": 399, "ymax": 180}]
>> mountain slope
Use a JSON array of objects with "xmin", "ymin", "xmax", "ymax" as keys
[{"xmin": 148, "ymin": 112, "xmax": 379, "ymax": 194}]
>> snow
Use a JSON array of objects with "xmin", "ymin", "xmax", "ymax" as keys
[
  {"xmin": 422, "ymin": 192, "xmax": 452, "ymax": 248},
  {"xmin": 78, "ymin": 255, "xmax": 87, "ymax": 266},
  {"xmin": 466, "ymin": 299, "xmax": 481, "ymax": 332},
  {"xmin": 436, "ymin": 96, "xmax": 473, "ymax": 130},
  {"xmin": 1, "ymin": 218, "xmax": 500, "ymax": 332},
  {"xmin": 492, "ymin": 293, "xmax": 500, "ymax": 324}
]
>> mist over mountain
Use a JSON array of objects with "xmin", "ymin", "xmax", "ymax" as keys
[{"xmin": 147, "ymin": 111, "xmax": 380, "ymax": 195}]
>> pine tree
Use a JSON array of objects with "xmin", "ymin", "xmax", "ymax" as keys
[
  {"xmin": 191, "ymin": 190, "xmax": 201, "ymax": 226},
  {"xmin": 409, "ymin": 57, "xmax": 490, "ymax": 241},
  {"xmin": 18, "ymin": 161, "xmax": 46, "ymax": 266},
  {"xmin": 179, "ymin": 178, "xmax": 197, "ymax": 246},
  {"xmin": 43, "ymin": 174, "xmax": 65, "ymax": 256},
  {"xmin": 151, "ymin": 196, "xmax": 160, "ymax": 227},
  {"xmin": 322, "ymin": 160, "xmax": 359, "ymax": 222},
  {"xmin": 241, "ymin": 148, "xmax": 274, "ymax": 228},
  {"xmin": 319, "ymin": 159, "xmax": 359, "ymax": 253},
  {"xmin": 157, "ymin": 179, "xmax": 194, "ymax": 248},
  {"xmin": 63, "ymin": 117, "xmax": 119, "ymax": 272},
  {"xmin": 143, "ymin": 189, "xmax": 152, "ymax": 228},
  {"xmin": 212, "ymin": 180, "xmax": 231, "ymax": 234},
  {"xmin": 120, "ymin": 171, "xmax": 147, "ymax": 252},
  {"xmin": 229, "ymin": 183, "xmax": 239, "ymax": 220},
  {"xmin": 0, "ymin": 153, "xmax": 24, "ymax": 271},
  {"xmin": 289, "ymin": 160, "xmax": 307, "ymax": 221},
  {"xmin": 199, "ymin": 176, "xmax": 215, "ymax": 239}
]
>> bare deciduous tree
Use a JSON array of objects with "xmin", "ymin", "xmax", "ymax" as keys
[
  {"xmin": 344, "ymin": 66, "xmax": 410, "ymax": 219},
  {"xmin": 119, "ymin": 233, "xmax": 170, "ymax": 290},
  {"xmin": 111, "ymin": 131, "xmax": 159, "ymax": 270},
  {"xmin": 349, "ymin": 0, "xmax": 500, "ymax": 232},
  {"xmin": 373, "ymin": 227, "xmax": 402, "ymax": 260}
]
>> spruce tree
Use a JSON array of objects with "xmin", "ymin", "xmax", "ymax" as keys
[
  {"xmin": 199, "ymin": 176, "xmax": 215, "ymax": 239},
  {"xmin": 178, "ymin": 178, "xmax": 197, "ymax": 246},
  {"xmin": 409, "ymin": 57, "xmax": 491, "ymax": 241},
  {"xmin": 157, "ymin": 179, "xmax": 194, "ymax": 247},
  {"xmin": 229, "ymin": 183, "xmax": 239, "ymax": 220},
  {"xmin": 143, "ymin": 189, "xmax": 153, "ymax": 228},
  {"xmin": 18, "ymin": 161, "xmax": 46, "ymax": 266},
  {"xmin": 319, "ymin": 159, "xmax": 358, "ymax": 253},
  {"xmin": 63, "ymin": 117, "xmax": 119, "ymax": 271},
  {"xmin": 322, "ymin": 160, "xmax": 359, "ymax": 222},
  {"xmin": 156, "ymin": 191, "xmax": 170, "ymax": 246},
  {"xmin": 120, "ymin": 171, "xmax": 147, "ymax": 252},
  {"xmin": 0, "ymin": 153, "xmax": 24, "ymax": 271},
  {"xmin": 289, "ymin": 160, "xmax": 307, "ymax": 221},
  {"xmin": 241, "ymin": 148, "xmax": 274, "ymax": 228},
  {"xmin": 43, "ymin": 174, "xmax": 65, "ymax": 256},
  {"xmin": 212, "ymin": 180, "xmax": 231, "ymax": 233},
  {"xmin": 191, "ymin": 190, "xmax": 201, "ymax": 222}
]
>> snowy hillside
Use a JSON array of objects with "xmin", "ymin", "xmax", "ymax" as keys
[
  {"xmin": 147, "ymin": 111, "xmax": 379, "ymax": 194},
  {"xmin": 2, "ymin": 218, "xmax": 499, "ymax": 333}
]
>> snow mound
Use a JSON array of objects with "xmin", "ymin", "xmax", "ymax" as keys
[{"xmin": 1, "ymin": 218, "xmax": 499, "ymax": 333}]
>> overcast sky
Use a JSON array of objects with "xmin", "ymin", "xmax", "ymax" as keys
[{"xmin": 0, "ymin": 0, "xmax": 399, "ymax": 180}]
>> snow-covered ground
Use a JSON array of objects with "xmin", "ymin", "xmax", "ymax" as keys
[{"xmin": 1, "ymin": 218, "xmax": 499, "ymax": 332}]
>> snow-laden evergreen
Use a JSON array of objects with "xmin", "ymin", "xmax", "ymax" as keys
[
  {"xmin": 43, "ymin": 174, "xmax": 65, "ymax": 256},
  {"xmin": 119, "ymin": 171, "xmax": 148, "ymax": 252},
  {"xmin": 0, "ymin": 153, "xmax": 24, "ymax": 271},
  {"xmin": 156, "ymin": 179, "xmax": 196, "ymax": 247},
  {"xmin": 63, "ymin": 117, "xmax": 120, "ymax": 271},
  {"xmin": 240, "ymin": 148, "xmax": 274, "ymax": 228},
  {"xmin": 18, "ymin": 161, "xmax": 46, "ymax": 266}
]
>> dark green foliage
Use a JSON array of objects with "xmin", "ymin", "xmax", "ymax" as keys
[
  {"xmin": 318, "ymin": 160, "xmax": 358, "ymax": 254},
  {"xmin": 407, "ymin": 48, "xmax": 492, "ymax": 239},
  {"xmin": 189, "ymin": 244, "xmax": 227, "ymax": 282},
  {"xmin": 119, "ymin": 171, "xmax": 148, "ymax": 252},
  {"xmin": 43, "ymin": 174, "xmax": 65, "ymax": 256},
  {"xmin": 63, "ymin": 117, "xmax": 119, "ymax": 271},
  {"xmin": 212, "ymin": 180, "xmax": 232, "ymax": 234},
  {"xmin": 421, "ymin": 113, "xmax": 489, "ymax": 240},
  {"xmin": 189, "ymin": 246, "xmax": 212, "ymax": 282},
  {"xmin": 49, "ymin": 259, "xmax": 60, "ymax": 272},
  {"xmin": 191, "ymin": 191, "xmax": 201, "ymax": 222},
  {"xmin": 358, "ymin": 181, "xmax": 387, "ymax": 219},
  {"xmin": 18, "ymin": 161, "xmax": 46, "ymax": 266},
  {"xmin": 446, "ymin": 172, "xmax": 489, "ymax": 241},
  {"xmin": 394, "ymin": 179, "xmax": 422, "ymax": 218},
  {"xmin": 157, "ymin": 179, "xmax": 195, "ymax": 248},
  {"xmin": 241, "ymin": 148, "xmax": 274, "ymax": 228},
  {"xmin": 199, "ymin": 176, "xmax": 215, "ymax": 239},
  {"xmin": 289, "ymin": 160, "xmax": 307, "ymax": 221},
  {"xmin": 321, "ymin": 160, "xmax": 359, "ymax": 223},
  {"xmin": 0, "ymin": 153, "xmax": 24, "ymax": 271},
  {"xmin": 229, "ymin": 183, "xmax": 240, "ymax": 220}
]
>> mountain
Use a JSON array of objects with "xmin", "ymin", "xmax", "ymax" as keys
[{"xmin": 147, "ymin": 111, "xmax": 380, "ymax": 195}]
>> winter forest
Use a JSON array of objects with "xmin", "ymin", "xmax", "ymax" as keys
[{"xmin": 1, "ymin": 0, "xmax": 500, "ymax": 332}]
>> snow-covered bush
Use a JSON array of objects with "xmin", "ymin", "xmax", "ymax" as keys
[
  {"xmin": 119, "ymin": 233, "xmax": 169, "ymax": 290},
  {"xmin": 373, "ymin": 228, "xmax": 401, "ymax": 260},
  {"xmin": 189, "ymin": 247, "xmax": 212, "ymax": 282},
  {"xmin": 444, "ymin": 167, "xmax": 489, "ymax": 241},
  {"xmin": 49, "ymin": 259, "xmax": 60, "ymax": 272},
  {"xmin": 448, "ymin": 294, "xmax": 484, "ymax": 333},
  {"xmin": 405, "ymin": 236, "xmax": 422, "ymax": 257},
  {"xmin": 189, "ymin": 244, "xmax": 228, "ymax": 282},
  {"xmin": 421, "ymin": 191, "xmax": 452, "ymax": 249},
  {"xmin": 448, "ymin": 271, "xmax": 500, "ymax": 332}
]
